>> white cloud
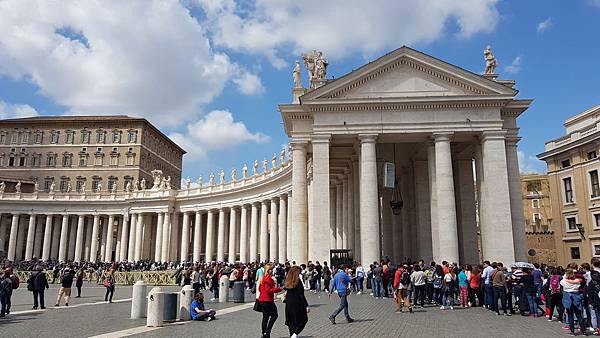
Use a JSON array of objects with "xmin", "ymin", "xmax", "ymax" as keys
[
  {"xmin": 504, "ymin": 56, "xmax": 522, "ymax": 74},
  {"xmin": 0, "ymin": 101, "xmax": 39, "ymax": 119},
  {"xmin": 518, "ymin": 150, "xmax": 546, "ymax": 174},
  {"xmin": 196, "ymin": 0, "xmax": 501, "ymax": 68},
  {"xmin": 0, "ymin": 0, "xmax": 244, "ymax": 127},
  {"xmin": 169, "ymin": 109, "xmax": 270, "ymax": 160},
  {"xmin": 537, "ymin": 17, "xmax": 553, "ymax": 33},
  {"xmin": 233, "ymin": 70, "xmax": 264, "ymax": 95}
]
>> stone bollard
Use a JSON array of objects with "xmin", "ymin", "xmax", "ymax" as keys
[
  {"xmin": 179, "ymin": 285, "xmax": 194, "ymax": 321},
  {"xmin": 219, "ymin": 275, "xmax": 229, "ymax": 303},
  {"xmin": 146, "ymin": 287, "xmax": 164, "ymax": 327},
  {"xmin": 131, "ymin": 280, "xmax": 148, "ymax": 319}
]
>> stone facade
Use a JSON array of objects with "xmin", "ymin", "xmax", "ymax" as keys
[
  {"xmin": 521, "ymin": 174, "xmax": 557, "ymax": 265},
  {"xmin": 0, "ymin": 46, "xmax": 531, "ymax": 266},
  {"xmin": 538, "ymin": 104, "xmax": 600, "ymax": 266},
  {"xmin": 0, "ymin": 115, "xmax": 184, "ymax": 192}
]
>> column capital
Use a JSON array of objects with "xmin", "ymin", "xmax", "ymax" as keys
[
  {"xmin": 290, "ymin": 139, "xmax": 309, "ymax": 149},
  {"xmin": 358, "ymin": 134, "xmax": 378, "ymax": 143},
  {"xmin": 311, "ymin": 134, "xmax": 331, "ymax": 143},
  {"xmin": 505, "ymin": 135, "xmax": 521, "ymax": 146},
  {"xmin": 195, "ymin": 210, "xmax": 203, "ymax": 215},
  {"xmin": 480, "ymin": 130, "xmax": 507, "ymax": 142},
  {"xmin": 432, "ymin": 132, "xmax": 454, "ymax": 142}
]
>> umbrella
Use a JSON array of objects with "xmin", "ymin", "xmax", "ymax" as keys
[{"xmin": 512, "ymin": 262, "xmax": 535, "ymax": 269}]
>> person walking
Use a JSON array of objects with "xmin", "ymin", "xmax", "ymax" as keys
[
  {"xmin": 257, "ymin": 263, "xmax": 282, "ymax": 338},
  {"xmin": 75, "ymin": 267, "xmax": 85, "ymax": 298},
  {"xmin": 355, "ymin": 263, "xmax": 365, "ymax": 295},
  {"xmin": 328, "ymin": 265, "xmax": 355, "ymax": 324},
  {"xmin": 55, "ymin": 268, "xmax": 74, "ymax": 307},
  {"xmin": 0, "ymin": 267, "xmax": 18, "ymax": 317},
  {"xmin": 284, "ymin": 266, "xmax": 309, "ymax": 338},
  {"xmin": 323, "ymin": 262, "xmax": 332, "ymax": 293},
  {"xmin": 29, "ymin": 265, "xmax": 49, "ymax": 309},
  {"xmin": 394, "ymin": 264, "xmax": 413, "ymax": 313},
  {"xmin": 103, "ymin": 268, "xmax": 115, "ymax": 303}
]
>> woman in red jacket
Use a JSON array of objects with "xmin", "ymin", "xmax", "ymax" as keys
[{"xmin": 258, "ymin": 263, "xmax": 282, "ymax": 338}]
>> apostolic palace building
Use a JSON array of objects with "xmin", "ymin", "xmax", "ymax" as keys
[{"xmin": 0, "ymin": 46, "xmax": 531, "ymax": 267}]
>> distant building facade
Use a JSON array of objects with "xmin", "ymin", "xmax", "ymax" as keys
[
  {"xmin": 538, "ymin": 104, "xmax": 600, "ymax": 265},
  {"xmin": 0, "ymin": 115, "xmax": 185, "ymax": 191},
  {"xmin": 521, "ymin": 174, "xmax": 557, "ymax": 265}
]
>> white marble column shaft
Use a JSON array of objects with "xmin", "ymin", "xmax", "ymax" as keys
[
  {"xmin": 290, "ymin": 142, "xmax": 308, "ymax": 263},
  {"xmin": 228, "ymin": 208, "xmax": 238, "ymax": 263},
  {"xmin": 239, "ymin": 206, "xmax": 248, "ymax": 263},
  {"xmin": 154, "ymin": 213, "xmax": 164, "ymax": 262},
  {"xmin": 434, "ymin": 133, "xmax": 459, "ymax": 263},
  {"xmin": 205, "ymin": 210, "xmax": 215, "ymax": 262},
  {"xmin": 329, "ymin": 187, "xmax": 337, "ymax": 250},
  {"xmin": 260, "ymin": 201, "xmax": 269, "ymax": 261},
  {"xmin": 7, "ymin": 214, "xmax": 19, "ymax": 261},
  {"xmin": 160, "ymin": 213, "xmax": 170, "ymax": 262},
  {"xmin": 359, "ymin": 134, "xmax": 380, "ymax": 266},
  {"xmin": 181, "ymin": 212, "xmax": 191, "ymax": 262},
  {"xmin": 249, "ymin": 204, "xmax": 259, "ymax": 262},
  {"xmin": 278, "ymin": 196, "xmax": 287, "ymax": 263},
  {"xmin": 342, "ymin": 178, "xmax": 349, "ymax": 249},
  {"xmin": 24, "ymin": 214, "xmax": 37, "ymax": 260},
  {"xmin": 193, "ymin": 211, "xmax": 203, "ymax": 263},
  {"xmin": 427, "ymin": 142, "xmax": 439, "ymax": 261},
  {"xmin": 311, "ymin": 136, "xmax": 331, "ymax": 263},
  {"xmin": 105, "ymin": 214, "xmax": 115, "ymax": 262},
  {"xmin": 270, "ymin": 199, "xmax": 278, "ymax": 262},
  {"xmin": 127, "ymin": 214, "xmax": 138, "ymax": 262},
  {"xmin": 347, "ymin": 170, "xmax": 355, "ymax": 254},
  {"xmin": 335, "ymin": 184, "xmax": 343, "ymax": 249},
  {"xmin": 58, "ymin": 214, "xmax": 69, "ymax": 262},
  {"xmin": 505, "ymin": 138, "xmax": 527, "ymax": 261},
  {"xmin": 120, "ymin": 214, "xmax": 130, "ymax": 263},
  {"xmin": 74, "ymin": 215, "xmax": 85, "ymax": 262},
  {"xmin": 217, "ymin": 209, "xmax": 226, "ymax": 262},
  {"xmin": 42, "ymin": 215, "xmax": 53, "ymax": 261},
  {"xmin": 90, "ymin": 215, "xmax": 101, "ymax": 262}
]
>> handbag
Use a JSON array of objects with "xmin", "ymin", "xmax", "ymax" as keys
[
  {"xmin": 103, "ymin": 279, "xmax": 111, "ymax": 288},
  {"xmin": 252, "ymin": 300, "xmax": 262, "ymax": 312}
]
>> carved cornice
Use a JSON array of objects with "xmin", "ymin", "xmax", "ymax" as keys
[{"xmin": 309, "ymin": 101, "xmax": 506, "ymax": 112}]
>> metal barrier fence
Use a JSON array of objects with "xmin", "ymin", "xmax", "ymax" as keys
[{"xmin": 15, "ymin": 270, "xmax": 177, "ymax": 286}]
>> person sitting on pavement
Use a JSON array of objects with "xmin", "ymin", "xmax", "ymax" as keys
[{"xmin": 191, "ymin": 292, "xmax": 216, "ymax": 321}]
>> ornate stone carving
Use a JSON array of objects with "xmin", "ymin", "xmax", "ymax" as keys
[
  {"xmin": 165, "ymin": 176, "xmax": 171, "ymax": 190},
  {"xmin": 15, "ymin": 181, "xmax": 21, "ymax": 193},
  {"xmin": 302, "ymin": 50, "xmax": 328, "ymax": 88},
  {"xmin": 0, "ymin": 181, "xmax": 6, "ymax": 193},
  {"xmin": 271, "ymin": 153, "xmax": 277, "ymax": 170},
  {"xmin": 242, "ymin": 164, "xmax": 248, "ymax": 179},
  {"xmin": 262, "ymin": 158, "xmax": 268, "ymax": 174},
  {"xmin": 49, "ymin": 181, "xmax": 55, "ymax": 193},
  {"xmin": 151, "ymin": 169, "xmax": 163, "ymax": 190},
  {"xmin": 209, "ymin": 173, "xmax": 215, "ymax": 186},
  {"xmin": 97, "ymin": 182, "xmax": 102, "ymax": 193},
  {"xmin": 197, "ymin": 176, "xmax": 203, "ymax": 187},
  {"xmin": 231, "ymin": 168, "xmax": 237, "ymax": 182},
  {"xmin": 253, "ymin": 160, "xmax": 259, "ymax": 176},
  {"xmin": 219, "ymin": 170, "xmax": 225, "ymax": 185},
  {"xmin": 185, "ymin": 178, "xmax": 191, "ymax": 189},
  {"xmin": 66, "ymin": 182, "xmax": 72, "ymax": 193},
  {"xmin": 293, "ymin": 60, "xmax": 302, "ymax": 88},
  {"xmin": 34, "ymin": 181, "xmax": 39, "ymax": 192},
  {"xmin": 125, "ymin": 181, "xmax": 131, "ymax": 192},
  {"xmin": 484, "ymin": 45, "xmax": 497, "ymax": 74},
  {"xmin": 280, "ymin": 148, "xmax": 286, "ymax": 166},
  {"xmin": 140, "ymin": 178, "xmax": 146, "ymax": 191},
  {"xmin": 133, "ymin": 180, "xmax": 139, "ymax": 191}
]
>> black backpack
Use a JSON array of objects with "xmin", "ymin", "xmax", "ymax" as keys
[
  {"xmin": 587, "ymin": 271, "xmax": 600, "ymax": 306},
  {"xmin": 400, "ymin": 271, "xmax": 411, "ymax": 286}
]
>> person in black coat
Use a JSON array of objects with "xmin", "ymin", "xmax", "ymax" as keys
[
  {"xmin": 284, "ymin": 266, "xmax": 309, "ymax": 338},
  {"xmin": 29, "ymin": 266, "xmax": 49, "ymax": 309}
]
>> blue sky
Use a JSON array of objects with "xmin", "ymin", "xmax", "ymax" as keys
[{"xmin": 1, "ymin": 0, "xmax": 599, "ymax": 180}]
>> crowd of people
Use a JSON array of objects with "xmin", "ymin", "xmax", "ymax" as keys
[{"xmin": 3, "ymin": 256, "xmax": 600, "ymax": 337}]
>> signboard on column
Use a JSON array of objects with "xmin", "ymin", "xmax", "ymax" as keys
[{"xmin": 383, "ymin": 162, "xmax": 395, "ymax": 188}]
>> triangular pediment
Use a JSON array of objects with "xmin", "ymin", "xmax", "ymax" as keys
[{"xmin": 301, "ymin": 46, "xmax": 517, "ymax": 102}]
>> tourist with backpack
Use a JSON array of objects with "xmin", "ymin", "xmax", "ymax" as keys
[
  {"xmin": 411, "ymin": 265, "xmax": 426, "ymax": 307},
  {"xmin": 547, "ymin": 268, "xmax": 564, "ymax": 322},
  {"xmin": 0, "ymin": 267, "xmax": 18, "ymax": 317},
  {"xmin": 441, "ymin": 265, "xmax": 456, "ymax": 310},
  {"xmin": 432, "ymin": 265, "xmax": 444, "ymax": 305},
  {"xmin": 393, "ymin": 264, "xmax": 413, "ymax": 313}
]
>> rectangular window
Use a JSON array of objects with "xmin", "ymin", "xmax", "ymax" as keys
[
  {"xmin": 571, "ymin": 247, "xmax": 581, "ymax": 260},
  {"xmin": 92, "ymin": 179, "xmax": 100, "ymax": 192},
  {"xmin": 126, "ymin": 155, "xmax": 134, "ymax": 166},
  {"xmin": 44, "ymin": 179, "xmax": 53, "ymax": 192},
  {"xmin": 18, "ymin": 156, "xmax": 25, "ymax": 167},
  {"xmin": 79, "ymin": 156, "xmax": 87, "ymax": 167},
  {"xmin": 594, "ymin": 245, "xmax": 600, "ymax": 257},
  {"xmin": 110, "ymin": 156, "xmax": 118, "ymax": 166},
  {"xmin": 591, "ymin": 170, "xmax": 600, "ymax": 198},
  {"xmin": 567, "ymin": 217, "xmax": 577, "ymax": 231},
  {"xmin": 10, "ymin": 132, "xmax": 18, "ymax": 144},
  {"xmin": 564, "ymin": 177, "xmax": 574, "ymax": 203},
  {"xmin": 82, "ymin": 131, "xmax": 90, "ymax": 144},
  {"xmin": 63, "ymin": 155, "xmax": 72, "ymax": 167},
  {"xmin": 128, "ymin": 131, "xmax": 137, "ymax": 143},
  {"xmin": 0, "ymin": 133, "xmax": 5, "ymax": 144},
  {"xmin": 532, "ymin": 199, "xmax": 540, "ymax": 208},
  {"xmin": 47, "ymin": 155, "xmax": 55, "ymax": 167},
  {"xmin": 50, "ymin": 131, "xmax": 59, "ymax": 144},
  {"xmin": 32, "ymin": 155, "xmax": 40, "ymax": 167},
  {"xmin": 95, "ymin": 156, "xmax": 103, "ymax": 166},
  {"xmin": 65, "ymin": 132, "xmax": 74, "ymax": 144},
  {"xmin": 533, "ymin": 213, "xmax": 541, "ymax": 223},
  {"xmin": 59, "ymin": 179, "xmax": 69, "ymax": 193},
  {"xmin": 589, "ymin": 151, "xmax": 598, "ymax": 160},
  {"xmin": 108, "ymin": 178, "xmax": 117, "ymax": 191},
  {"xmin": 34, "ymin": 132, "xmax": 43, "ymax": 144},
  {"xmin": 76, "ymin": 180, "xmax": 85, "ymax": 193},
  {"xmin": 8, "ymin": 156, "xmax": 15, "ymax": 167},
  {"xmin": 595, "ymin": 214, "xmax": 600, "ymax": 228},
  {"xmin": 97, "ymin": 131, "xmax": 105, "ymax": 144},
  {"xmin": 562, "ymin": 159, "xmax": 571, "ymax": 168},
  {"xmin": 21, "ymin": 132, "xmax": 29, "ymax": 144},
  {"xmin": 112, "ymin": 131, "xmax": 121, "ymax": 143}
]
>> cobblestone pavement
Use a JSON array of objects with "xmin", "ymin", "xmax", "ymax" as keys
[{"xmin": 2, "ymin": 287, "xmax": 571, "ymax": 338}]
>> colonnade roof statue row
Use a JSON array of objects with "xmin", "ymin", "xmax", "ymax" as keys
[{"xmin": 0, "ymin": 46, "xmax": 531, "ymax": 267}]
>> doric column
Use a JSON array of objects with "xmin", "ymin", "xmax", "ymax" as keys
[
  {"xmin": 427, "ymin": 142, "xmax": 439, "ymax": 261},
  {"xmin": 359, "ymin": 134, "xmax": 380, "ymax": 266},
  {"xmin": 105, "ymin": 214, "xmax": 115, "ymax": 262},
  {"xmin": 142, "ymin": 216, "xmax": 152, "ymax": 259},
  {"xmin": 67, "ymin": 216, "xmax": 77, "ymax": 260},
  {"xmin": 154, "ymin": 212, "xmax": 164, "ymax": 262},
  {"xmin": 329, "ymin": 187, "xmax": 337, "ymax": 250},
  {"xmin": 128, "ymin": 213, "xmax": 138, "ymax": 262},
  {"xmin": 34, "ymin": 216, "xmax": 44, "ymax": 259},
  {"xmin": 193, "ymin": 211, "xmax": 203, "ymax": 263},
  {"xmin": 181, "ymin": 212, "xmax": 191, "ymax": 262},
  {"xmin": 311, "ymin": 135, "xmax": 331, "ymax": 263},
  {"xmin": 278, "ymin": 196, "xmax": 287, "ymax": 263},
  {"xmin": 352, "ymin": 156, "xmax": 361, "ymax": 262},
  {"xmin": 90, "ymin": 215, "xmax": 101, "ymax": 262},
  {"xmin": 100, "ymin": 217, "xmax": 107, "ymax": 261},
  {"xmin": 42, "ymin": 214, "xmax": 53, "ymax": 261},
  {"xmin": 506, "ymin": 136, "xmax": 527, "ymax": 261},
  {"xmin": 433, "ymin": 132, "xmax": 459, "ymax": 263},
  {"xmin": 161, "ymin": 212, "xmax": 170, "ymax": 262},
  {"xmin": 290, "ymin": 141, "xmax": 308, "ymax": 264},
  {"xmin": 24, "ymin": 214, "xmax": 37, "ymax": 260},
  {"xmin": 479, "ymin": 131, "xmax": 516, "ymax": 263},
  {"xmin": 0, "ymin": 215, "xmax": 6, "ymax": 252},
  {"xmin": 115, "ymin": 218, "xmax": 122, "ymax": 262},
  {"xmin": 7, "ymin": 214, "xmax": 20, "ymax": 261},
  {"xmin": 240, "ymin": 206, "xmax": 249, "ymax": 263},
  {"xmin": 217, "ymin": 209, "xmax": 226, "ymax": 262},
  {"xmin": 58, "ymin": 214, "xmax": 69, "ymax": 262},
  {"xmin": 51, "ymin": 217, "xmax": 60, "ymax": 260},
  {"xmin": 84, "ymin": 217, "xmax": 92, "ymax": 261},
  {"xmin": 249, "ymin": 203, "xmax": 259, "ymax": 262},
  {"xmin": 120, "ymin": 214, "xmax": 130, "ymax": 263},
  {"xmin": 270, "ymin": 199, "xmax": 278, "ymax": 262},
  {"xmin": 74, "ymin": 215, "xmax": 85, "ymax": 262},
  {"xmin": 336, "ymin": 184, "xmax": 343, "ymax": 249},
  {"xmin": 134, "ymin": 213, "xmax": 144, "ymax": 261},
  {"xmin": 260, "ymin": 201, "xmax": 269, "ymax": 261},
  {"xmin": 286, "ymin": 192, "xmax": 292, "ymax": 260},
  {"xmin": 228, "ymin": 207, "xmax": 238, "ymax": 263},
  {"xmin": 169, "ymin": 212, "xmax": 180, "ymax": 261},
  {"xmin": 347, "ymin": 170, "xmax": 355, "ymax": 254},
  {"xmin": 205, "ymin": 210, "xmax": 215, "ymax": 262},
  {"xmin": 16, "ymin": 217, "xmax": 26, "ymax": 260},
  {"xmin": 342, "ymin": 177, "xmax": 349, "ymax": 249}
]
